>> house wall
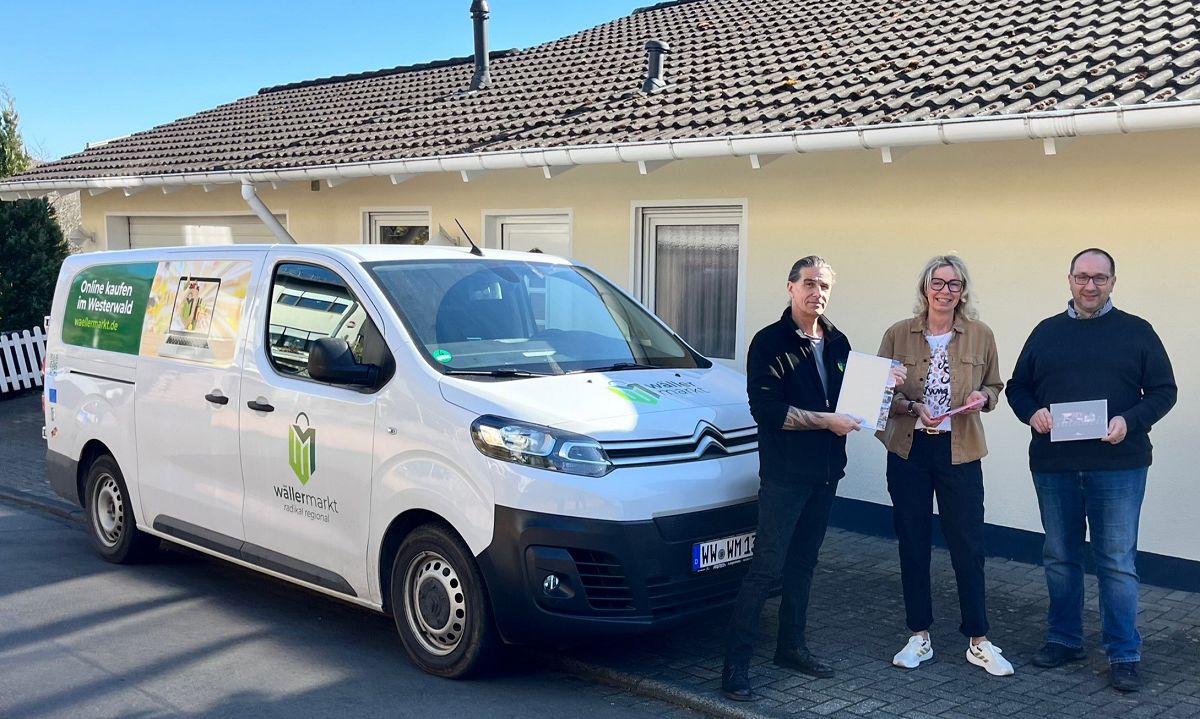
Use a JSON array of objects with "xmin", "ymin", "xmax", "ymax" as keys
[{"xmin": 78, "ymin": 129, "xmax": 1200, "ymax": 563}]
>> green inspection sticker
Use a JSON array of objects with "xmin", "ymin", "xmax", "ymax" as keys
[{"xmin": 431, "ymin": 349, "xmax": 453, "ymax": 364}]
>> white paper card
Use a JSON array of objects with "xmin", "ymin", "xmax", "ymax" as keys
[
  {"xmin": 835, "ymin": 351, "xmax": 900, "ymax": 431},
  {"xmin": 1050, "ymin": 399, "xmax": 1108, "ymax": 442}
]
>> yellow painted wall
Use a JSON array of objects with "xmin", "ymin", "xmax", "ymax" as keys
[{"xmin": 79, "ymin": 129, "xmax": 1200, "ymax": 560}]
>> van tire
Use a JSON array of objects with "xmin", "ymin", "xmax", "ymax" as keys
[
  {"xmin": 390, "ymin": 523, "xmax": 496, "ymax": 678},
  {"xmin": 84, "ymin": 455, "xmax": 158, "ymax": 564}
]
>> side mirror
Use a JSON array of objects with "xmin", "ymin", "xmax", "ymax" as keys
[{"xmin": 308, "ymin": 337, "xmax": 380, "ymax": 387}]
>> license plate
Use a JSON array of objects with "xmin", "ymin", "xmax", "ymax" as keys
[{"xmin": 692, "ymin": 531, "xmax": 755, "ymax": 572}]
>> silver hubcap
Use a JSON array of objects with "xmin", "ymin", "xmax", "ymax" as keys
[
  {"xmin": 403, "ymin": 550, "xmax": 466, "ymax": 656},
  {"xmin": 92, "ymin": 473, "xmax": 124, "ymax": 548}
]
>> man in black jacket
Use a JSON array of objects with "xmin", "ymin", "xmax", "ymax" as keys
[
  {"xmin": 1006, "ymin": 248, "xmax": 1176, "ymax": 693},
  {"xmin": 721, "ymin": 256, "xmax": 877, "ymax": 702}
]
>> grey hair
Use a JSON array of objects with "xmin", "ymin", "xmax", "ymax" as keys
[
  {"xmin": 787, "ymin": 255, "xmax": 836, "ymax": 283},
  {"xmin": 913, "ymin": 255, "xmax": 978, "ymax": 321}
]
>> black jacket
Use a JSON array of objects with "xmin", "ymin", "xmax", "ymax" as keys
[{"xmin": 747, "ymin": 309, "xmax": 851, "ymax": 486}]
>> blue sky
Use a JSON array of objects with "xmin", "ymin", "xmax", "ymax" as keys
[{"xmin": 2, "ymin": 1, "xmax": 649, "ymax": 160}]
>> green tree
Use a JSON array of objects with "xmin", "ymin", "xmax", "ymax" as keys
[
  {"xmin": 0, "ymin": 93, "xmax": 67, "ymax": 331},
  {"xmin": 1, "ymin": 94, "xmax": 32, "ymax": 177},
  {"xmin": 0, "ymin": 199, "xmax": 66, "ymax": 330}
]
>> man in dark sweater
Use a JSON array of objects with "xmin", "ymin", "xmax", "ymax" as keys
[
  {"xmin": 721, "ymin": 256, "xmax": 887, "ymax": 702},
  {"xmin": 1006, "ymin": 248, "xmax": 1176, "ymax": 693}
]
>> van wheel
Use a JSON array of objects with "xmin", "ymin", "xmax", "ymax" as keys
[
  {"xmin": 390, "ymin": 523, "xmax": 496, "ymax": 678},
  {"xmin": 84, "ymin": 455, "xmax": 158, "ymax": 564}
]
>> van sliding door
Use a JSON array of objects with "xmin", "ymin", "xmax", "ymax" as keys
[{"xmin": 134, "ymin": 254, "xmax": 263, "ymax": 543}]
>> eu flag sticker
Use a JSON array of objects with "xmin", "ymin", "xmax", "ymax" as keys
[{"xmin": 48, "ymin": 388, "xmax": 58, "ymax": 404}]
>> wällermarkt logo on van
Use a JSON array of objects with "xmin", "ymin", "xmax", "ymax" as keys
[
  {"xmin": 289, "ymin": 412, "xmax": 317, "ymax": 485},
  {"xmin": 609, "ymin": 382, "xmax": 660, "ymax": 404},
  {"xmin": 609, "ymin": 379, "xmax": 711, "ymax": 404}
]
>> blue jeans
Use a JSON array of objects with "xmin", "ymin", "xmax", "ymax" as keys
[
  {"xmin": 1032, "ymin": 468, "xmax": 1147, "ymax": 664},
  {"xmin": 725, "ymin": 479, "xmax": 836, "ymax": 665}
]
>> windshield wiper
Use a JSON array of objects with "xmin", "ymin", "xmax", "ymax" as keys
[
  {"xmin": 570, "ymin": 362, "xmax": 660, "ymax": 373},
  {"xmin": 443, "ymin": 368, "xmax": 554, "ymax": 378}
]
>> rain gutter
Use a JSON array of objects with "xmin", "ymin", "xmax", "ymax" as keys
[{"xmin": 2, "ymin": 101, "xmax": 1200, "ymax": 198}]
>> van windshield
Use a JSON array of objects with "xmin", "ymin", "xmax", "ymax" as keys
[{"xmin": 367, "ymin": 259, "xmax": 710, "ymax": 376}]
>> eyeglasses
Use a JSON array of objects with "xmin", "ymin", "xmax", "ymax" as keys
[
  {"xmin": 1071, "ymin": 274, "xmax": 1111, "ymax": 287},
  {"xmin": 928, "ymin": 278, "xmax": 964, "ymax": 293}
]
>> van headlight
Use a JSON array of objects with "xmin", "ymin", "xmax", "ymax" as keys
[{"xmin": 471, "ymin": 415, "xmax": 612, "ymax": 477}]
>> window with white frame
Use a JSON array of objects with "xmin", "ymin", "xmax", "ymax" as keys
[
  {"xmin": 637, "ymin": 205, "xmax": 742, "ymax": 360},
  {"xmin": 483, "ymin": 212, "xmax": 571, "ymax": 256},
  {"xmin": 484, "ymin": 212, "xmax": 573, "ymax": 331},
  {"xmin": 365, "ymin": 210, "xmax": 431, "ymax": 245}
]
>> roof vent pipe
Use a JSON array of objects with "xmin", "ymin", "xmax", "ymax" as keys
[
  {"xmin": 641, "ymin": 40, "xmax": 671, "ymax": 93},
  {"xmin": 470, "ymin": 0, "xmax": 493, "ymax": 90}
]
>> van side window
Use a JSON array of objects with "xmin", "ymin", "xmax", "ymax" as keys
[{"xmin": 266, "ymin": 263, "xmax": 380, "ymax": 379}]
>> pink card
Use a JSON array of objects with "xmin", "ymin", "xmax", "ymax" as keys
[{"xmin": 926, "ymin": 396, "xmax": 986, "ymax": 425}]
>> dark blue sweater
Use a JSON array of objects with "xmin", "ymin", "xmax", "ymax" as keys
[{"xmin": 1006, "ymin": 308, "xmax": 1176, "ymax": 472}]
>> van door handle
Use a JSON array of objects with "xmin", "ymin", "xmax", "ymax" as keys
[
  {"xmin": 247, "ymin": 399, "xmax": 275, "ymax": 412},
  {"xmin": 204, "ymin": 392, "xmax": 230, "ymax": 406}
]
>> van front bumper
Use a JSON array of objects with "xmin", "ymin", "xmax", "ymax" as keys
[{"xmin": 477, "ymin": 502, "xmax": 757, "ymax": 645}]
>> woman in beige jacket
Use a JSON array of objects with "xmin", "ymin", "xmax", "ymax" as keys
[{"xmin": 876, "ymin": 255, "xmax": 1011, "ymax": 677}]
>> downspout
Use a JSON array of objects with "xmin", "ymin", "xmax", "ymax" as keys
[{"xmin": 240, "ymin": 180, "xmax": 296, "ymax": 244}]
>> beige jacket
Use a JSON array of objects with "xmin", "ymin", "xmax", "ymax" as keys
[{"xmin": 875, "ymin": 315, "xmax": 1003, "ymax": 464}]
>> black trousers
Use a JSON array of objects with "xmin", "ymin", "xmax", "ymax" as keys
[
  {"xmin": 725, "ymin": 478, "xmax": 836, "ymax": 664},
  {"xmin": 886, "ymin": 432, "xmax": 989, "ymax": 638}
]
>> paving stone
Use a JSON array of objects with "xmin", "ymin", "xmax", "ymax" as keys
[
  {"xmin": 809, "ymin": 698, "xmax": 854, "ymax": 716},
  {"xmin": 841, "ymin": 697, "xmax": 888, "ymax": 716}
]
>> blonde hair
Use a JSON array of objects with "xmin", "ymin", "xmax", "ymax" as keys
[{"xmin": 913, "ymin": 255, "xmax": 978, "ymax": 321}]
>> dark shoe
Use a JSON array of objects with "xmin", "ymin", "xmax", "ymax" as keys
[
  {"xmin": 720, "ymin": 660, "xmax": 755, "ymax": 702},
  {"xmin": 1110, "ymin": 662, "xmax": 1142, "ymax": 693},
  {"xmin": 1031, "ymin": 642, "xmax": 1087, "ymax": 668},
  {"xmin": 773, "ymin": 647, "xmax": 835, "ymax": 678}
]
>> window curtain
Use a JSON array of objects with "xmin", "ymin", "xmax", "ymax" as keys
[{"xmin": 653, "ymin": 224, "xmax": 738, "ymax": 359}]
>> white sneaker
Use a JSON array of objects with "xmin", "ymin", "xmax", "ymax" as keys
[
  {"xmin": 892, "ymin": 635, "xmax": 933, "ymax": 668},
  {"xmin": 966, "ymin": 640, "xmax": 1015, "ymax": 676}
]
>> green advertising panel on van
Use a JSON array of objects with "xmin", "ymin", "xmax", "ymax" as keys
[{"xmin": 61, "ymin": 262, "xmax": 158, "ymax": 354}]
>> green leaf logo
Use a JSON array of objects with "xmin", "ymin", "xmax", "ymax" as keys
[
  {"xmin": 289, "ymin": 412, "xmax": 317, "ymax": 485},
  {"xmin": 608, "ymin": 382, "xmax": 659, "ymax": 404}
]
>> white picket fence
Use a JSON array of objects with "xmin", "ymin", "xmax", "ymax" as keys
[{"xmin": 0, "ymin": 326, "xmax": 47, "ymax": 394}]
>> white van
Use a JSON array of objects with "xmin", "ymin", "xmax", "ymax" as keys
[{"xmin": 42, "ymin": 244, "xmax": 760, "ymax": 677}]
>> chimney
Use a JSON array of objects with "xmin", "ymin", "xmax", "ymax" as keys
[
  {"xmin": 470, "ymin": 0, "xmax": 493, "ymax": 90},
  {"xmin": 641, "ymin": 40, "xmax": 671, "ymax": 93}
]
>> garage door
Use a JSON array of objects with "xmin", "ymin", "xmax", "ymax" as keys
[{"xmin": 128, "ymin": 215, "xmax": 285, "ymax": 248}]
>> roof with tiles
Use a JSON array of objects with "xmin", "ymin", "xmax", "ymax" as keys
[{"xmin": 13, "ymin": 0, "xmax": 1200, "ymax": 183}]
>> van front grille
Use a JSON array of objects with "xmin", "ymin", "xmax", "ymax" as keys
[
  {"xmin": 600, "ymin": 423, "xmax": 757, "ymax": 468},
  {"xmin": 567, "ymin": 548, "xmax": 635, "ymax": 612},
  {"xmin": 645, "ymin": 564, "xmax": 750, "ymax": 618}
]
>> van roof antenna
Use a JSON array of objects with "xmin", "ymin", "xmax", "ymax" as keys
[{"xmin": 455, "ymin": 219, "xmax": 484, "ymax": 256}]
